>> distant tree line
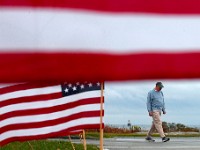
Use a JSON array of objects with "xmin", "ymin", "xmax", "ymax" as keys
[{"xmin": 162, "ymin": 122, "xmax": 199, "ymax": 132}]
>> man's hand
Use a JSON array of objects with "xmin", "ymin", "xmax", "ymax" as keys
[
  {"xmin": 163, "ymin": 111, "xmax": 166, "ymax": 115},
  {"xmin": 149, "ymin": 112, "xmax": 153, "ymax": 116}
]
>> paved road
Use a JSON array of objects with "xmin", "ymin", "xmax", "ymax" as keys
[{"xmin": 74, "ymin": 137, "xmax": 200, "ymax": 150}]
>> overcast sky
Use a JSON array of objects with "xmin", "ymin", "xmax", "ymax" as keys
[{"xmin": 104, "ymin": 79, "xmax": 200, "ymax": 126}]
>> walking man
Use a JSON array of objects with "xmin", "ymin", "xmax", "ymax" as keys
[{"xmin": 146, "ymin": 82, "xmax": 170, "ymax": 142}]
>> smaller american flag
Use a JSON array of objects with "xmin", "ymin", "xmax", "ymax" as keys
[{"xmin": 0, "ymin": 81, "xmax": 104, "ymax": 146}]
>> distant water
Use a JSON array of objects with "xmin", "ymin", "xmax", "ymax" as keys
[
  {"xmin": 106, "ymin": 124, "xmax": 200, "ymax": 131},
  {"xmin": 190, "ymin": 125, "xmax": 200, "ymax": 129}
]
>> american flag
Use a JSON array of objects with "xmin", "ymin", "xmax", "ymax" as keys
[
  {"xmin": 0, "ymin": 82, "xmax": 104, "ymax": 146},
  {"xmin": 0, "ymin": 0, "xmax": 200, "ymax": 82}
]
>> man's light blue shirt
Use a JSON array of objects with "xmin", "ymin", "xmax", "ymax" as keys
[{"xmin": 147, "ymin": 89, "xmax": 166, "ymax": 112}]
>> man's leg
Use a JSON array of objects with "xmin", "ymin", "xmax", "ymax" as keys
[
  {"xmin": 152, "ymin": 111, "xmax": 165, "ymax": 138},
  {"xmin": 147, "ymin": 122, "xmax": 156, "ymax": 137},
  {"xmin": 152, "ymin": 111, "xmax": 170, "ymax": 142},
  {"xmin": 146, "ymin": 121, "xmax": 156, "ymax": 142}
]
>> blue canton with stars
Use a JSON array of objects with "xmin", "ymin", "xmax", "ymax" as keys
[{"xmin": 61, "ymin": 82, "xmax": 102, "ymax": 97}]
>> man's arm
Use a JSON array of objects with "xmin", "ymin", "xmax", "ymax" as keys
[
  {"xmin": 147, "ymin": 92, "xmax": 153, "ymax": 116},
  {"xmin": 162, "ymin": 101, "xmax": 166, "ymax": 114},
  {"xmin": 161, "ymin": 91, "xmax": 166, "ymax": 114}
]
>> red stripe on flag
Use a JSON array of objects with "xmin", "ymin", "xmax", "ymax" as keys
[
  {"xmin": 0, "ymin": 82, "xmax": 60, "ymax": 95},
  {"xmin": 1, "ymin": 97, "xmax": 101, "ymax": 121},
  {"xmin": 0, "ymin": 111, "xmax": 103, "ymax": 134},
  {"xmin": 1, "ymin": 0, "xmax": 200, "ymax": 14},
  {"xmin": 0, "ymin": 124, "xmax": 104, "ymax": 146},
  {"xmin": 0, "ymin": 92, "xmax": 62, "ymax": 108},
  {"xmin": 0, "ymin": 52, "xmax": 200, "ymax": 82}
]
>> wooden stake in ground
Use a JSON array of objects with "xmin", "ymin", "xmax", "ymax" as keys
[
  {"xmin": 100, "ymin": 82, "xmax": 104, "ymax": 150},
  {"xmin": 27, "ymin": 141, "xmax": 34, "ymax": 150},
  {"xmin": 82, "ymin": 130, "xmax": 87, "ymax": 150},
  {"xmin": 68, "ymin": 135, "xmax": 76, "ymax": 150}
]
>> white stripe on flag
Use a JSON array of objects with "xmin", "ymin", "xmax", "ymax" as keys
[
  {"xmin": 0, "ymin": 117, "xmax": 100, "ymax": 142},
  {"xmin": 1, "ymin": 90, "xmax": 101, "ymax": 114},
  {"xmin": 0, "ymin": 83, "xmax": 23, "ymax": 89},
  {"xmin": 0, "ymin": 85, "xmax": 61, "ymax": 102},
  {"xmin": 1, "ymin": 104, "xmax": 100, "ymax": 128},
  {"xmin": 1, "ymin": 8, "xmax": 200, "ymax": 53}
]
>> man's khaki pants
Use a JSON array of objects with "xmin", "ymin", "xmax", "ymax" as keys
[{"xmin": 147, "ymin": 111, "xmax": 165, "ymax": 138}]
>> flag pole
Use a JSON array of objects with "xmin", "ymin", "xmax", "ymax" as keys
[{"xmin": 100, "ymin": 82, "xmax": 104, "ymax": 150}]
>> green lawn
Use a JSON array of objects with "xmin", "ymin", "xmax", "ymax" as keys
[{"xmin": 0, "ymin": 140, "xmax": 99, "ymax": 150}]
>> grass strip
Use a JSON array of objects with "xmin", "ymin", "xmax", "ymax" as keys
[{"xmin": 0, "ymin": 140, "xmax": 99, "ymax": 150}]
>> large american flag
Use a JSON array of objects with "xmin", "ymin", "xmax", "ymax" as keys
[
  {"xmin": 0, "ymin": 0, "xmax": 200, "ymax": 83},
  {"xmin": 1, "ymin": 0, "xmax": 200, "ymax": 145},
  {"xmin": 0, "ymin": 82, "xmax": 104, "ymax": 146}
]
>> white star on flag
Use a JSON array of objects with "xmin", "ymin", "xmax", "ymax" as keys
[
  {"xmin": 80, "ymin": 84, "xmax": 84, "ymax": 89},
  {"xmin": 72, "ymin": 86, "xmax": 77, "ymax": 91},
  {"xmin": 64, "ymin": 88, "xmax": 69, "ymax": 93}
]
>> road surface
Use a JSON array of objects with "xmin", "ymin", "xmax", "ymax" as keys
[{"xmin": 74, "ymin": 137, "xmax": 200, "ymax": 150}]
